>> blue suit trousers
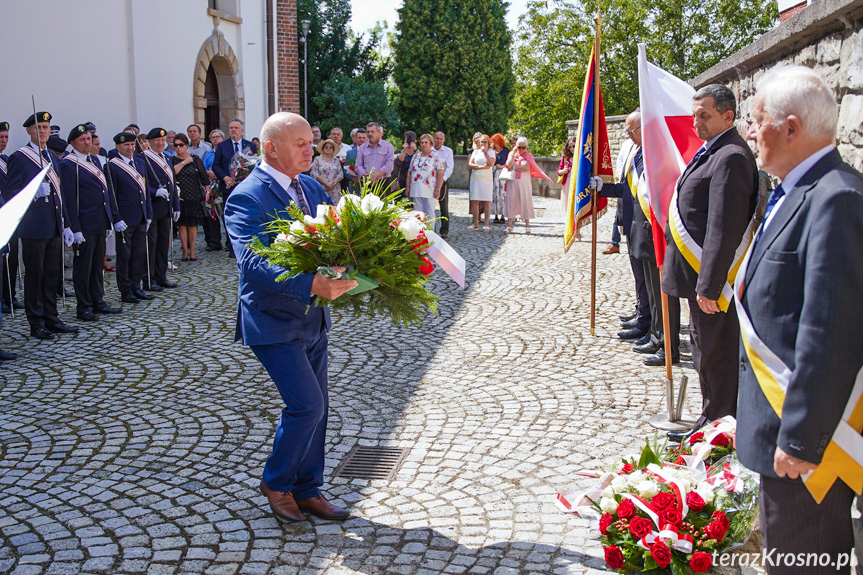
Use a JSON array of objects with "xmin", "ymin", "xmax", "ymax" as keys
[{"xmin": 251, "ymin": 331, "xmax": 329, "ymax": 500}]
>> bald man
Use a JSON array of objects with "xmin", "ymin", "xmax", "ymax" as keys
[{"xmin": 224, "ymin": 113, "xmax": 357, "ymax": 523}]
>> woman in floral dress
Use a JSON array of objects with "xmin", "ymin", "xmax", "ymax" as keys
[
  {"xmin": 310, "ymin": 139, "xmax": 343, "ymax": 203},
  {"xmin": 404, "ymin": 134, "xmax": 444, "ymax": 220}
]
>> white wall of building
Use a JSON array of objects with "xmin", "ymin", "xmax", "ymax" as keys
[{"xmin": 0, "ymin": 0, "xmax": 268, "ymax": 151}]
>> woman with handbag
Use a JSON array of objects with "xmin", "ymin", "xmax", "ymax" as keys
[
  {"xmin": 172, "ymin": 133, "xmax": 210, "ymax": 261},
  {"xmin": 490, "ymin": 133, "xmax": 510, "ymax": 224},
  {"xmin": 503, "ymin": 137, "xmax": 554, "ymax": 234}
]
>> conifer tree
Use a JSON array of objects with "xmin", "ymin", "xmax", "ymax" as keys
[{"xmin": 392, "ymin": 0, "xmax": 514, "ymax": 151}]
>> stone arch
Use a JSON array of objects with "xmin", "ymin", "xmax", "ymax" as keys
[{"xmin": 193, "ymin": 29, "xmax": 245, "ymax": 133}]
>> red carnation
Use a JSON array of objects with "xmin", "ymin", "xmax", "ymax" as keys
[
  {"xmin": 628, "ymin": 516, "xmax": 652, "ymax": 538},
  {"xmin": 688, "ymin": 432, "xmax": 705, "ymax": 443},
  {"xmin": 620, "ymin": 463, "xmax": 635, "ymax": 474},
  {"xmin": 706, "ymin": 520, "xmax": 727, "ymax": 541},
  {"xmin": 599, "ymin": 513, "xmax": 613, "ymax": 535},
  {"xmin": 616, "ymin": 498, "xmax": 635, "ymax": 519},
  {"xmin": 650, "ymin": 492, "xmax": 675, "ymax": 511},
  {"xmin": 685, "ymin": 491, "xmax": 706, "ymax": 512},
  {"xmin": 690, "ymin": 551, "xmax": 713, "ymax": 573},
  {"xmin": 662, "ymin": 507, "xmax": 683, "ymax": 525},
  {"xmin": 675, "ymin": 456, "xmax": 687, "ymax": 465},
  {"xmin": 604, "ymin": 546, "xmax": 625, "ymax": 570},
  {"xmin": 418, "ymin": 256, "xmax": 434, "ymax": 276},
  {"xmin": 711, "ymin": 433, "xmax": 730, "ymax": 447},
  {"xmin": 711, "ymin": 510, "xmax": 730, "ymax": 529},
  {"xmin": 650, "ymin": 540, "xmax": 672, "ymax": 568}
]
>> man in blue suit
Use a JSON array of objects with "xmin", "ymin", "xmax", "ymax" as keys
[
  {"xmin": 225, "ymin": 112, "xmax": 356, "ymax": 522},
  {"xmin": 738, "ymin": 66, "xmax": 863, "ymax": 571},
  {"xmin": 214, "ymin": 119, "xmax": 257, "ymax": 257}
]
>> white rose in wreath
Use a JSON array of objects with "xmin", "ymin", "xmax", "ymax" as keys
[
  {"xmin": 599, "ymin": 497, "xmax": 618, "ymax": 515},
  {"xmin": 397, "ymin": 217, "xmax": 424, "ymax": 241},
  {"xmin": 360, "ymin": 193, "xmax": 385, "ymax": 214}
]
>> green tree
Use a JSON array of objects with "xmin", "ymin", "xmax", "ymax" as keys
[
  {"xmin": 313, "ymin": 74, "xmax": 401, "ymax": 134},
  {"xmin": 297, "ymin": 0, "xmax": 392, "ymax": 125},
  {"xmin": 512, "ymin": 0, "xmax": 777, "ymax": 155},
  {"xmin": 392, "ymin": 0, "xmax": 514, "ymax": 152}
]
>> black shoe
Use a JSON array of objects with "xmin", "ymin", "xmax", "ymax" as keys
[
  {"xmin": 620, "ymin": 318, "xmax": 640, "ymax": 329},
  {"xmin": 158, "ymin": 281, "xmax": 178, "ymax": 289},
  {"xmin": 633, "ymin": 341, "xmax": 660, "ymax": 355},
  {"xmin": 133, "ymin": 289, "xmax": 156, "ymax": 300},
  {"xmin": 632, "ymin": 333, "xmax": 651, "ymax": 346},
  {"xmin": 76, "ymin": 311, "xmax": 98, "ymax": 322},
  {"xmin": 667, "ymin": 428, "xmax": 696, "ymax": 442},
  {"xmin": 206, "ymin": 246, "xmax": 220, "ymax": 252},
  {"xmin": 617, "ymin": 327, "xmax": 648, "ymax": 340},
  {"xmin": 228, "ymin": 252, "xmax": 236, "ymax": 259},
  {"xmin": 30, "ymin": 327, "xmax": 56, "ymax": 340},
  {"xmin": 121, "ymin": 294, "xmax": 141, "ymax": 304},
  {"xmin": 46, "ymin": 322, "xmax": 79, "ymax": 334},
  {"xmin": 1, "ymin": 304, "xmax": 9, "ymax": 314},
  {"xmin": 94, "ymin": 305, "xmax": 122, "ymax": 314},
  {"xmin": 644, "ymin": 349, "xmax": 680, "ymax": 366},
  {"xmin": 145, "ymin": 283, "xmax": 164, "ymax": 292},
  {"xmin": 619, "ymin": 310, "xmax": 638, "ymax": 322},
  {"xmin": 0, "ymin": 349, "xmax": 17, "ymax": 361}
]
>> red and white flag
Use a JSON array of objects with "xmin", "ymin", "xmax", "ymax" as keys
[{"xmin": 637, "ymin": 44, "xmax": 701, "ymax": 266}]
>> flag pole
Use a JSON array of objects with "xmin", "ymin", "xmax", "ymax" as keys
[{"xmin": 589, "ymin": 13, "xmax": 602, "ymax": 336}]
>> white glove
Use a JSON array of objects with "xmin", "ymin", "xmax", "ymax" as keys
[
  {"xmin": 106, "ymin": 228, "xmax": 114, "ymax": 239},
  {"xmin": 63, "ymin": 228, "xmax": 74, "ymax": 246},
  {"xmin": 146, "ymin": 219, "xmax": 152, "ymax": 231},
  {"xmin": 173, "ymin": 211, "xmax": 181, "ymax": 222},
  {"xmin": 73, "ymin": 232, "xmax": 86, "ymax": 245},
  {"xmin": 114, "ymin": 220, "xmax": 128, "ymax": 232},
  {"xmin": 34, "ymin": 182, "xmax": 51, "ymax": 199},
  {"xmin": 155, "ymin": 188, "xmax": 170, "ymax": 200},
  {"xmin": 589, "ymin": 176, "xmax": 604, "ymax": 191}
]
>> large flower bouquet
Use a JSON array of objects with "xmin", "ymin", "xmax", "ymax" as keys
[
  {"xmin": 557, "ymin": 419, "xmax": 758, "ymax": 575},
  {"xmin": 665, "ymin": 417, "xmax": 737, "ymax": 469},
  {"xmin": 230, "ymin": 147, "xmax": 259, "ymax": 184},
  {"xmin": 249, "ymin": 180, "xmax": 439, "ymax": 327}
]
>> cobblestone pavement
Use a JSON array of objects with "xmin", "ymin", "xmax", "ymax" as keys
[{"xmin": 0, "ymin": 191, "xmax": 763, "ymax": 575}]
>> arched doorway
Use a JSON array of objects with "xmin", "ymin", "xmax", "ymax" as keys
[{"xmin": 193, "ymin": 30, "xmax": 244, "ymax": 136}]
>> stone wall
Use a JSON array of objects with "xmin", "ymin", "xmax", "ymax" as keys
[{"xmin": 690, "ymin": 0, "xmax": 863, "ymax": 172}]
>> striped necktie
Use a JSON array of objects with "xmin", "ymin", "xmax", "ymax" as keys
[
  {"xmin": 688, "ymin": 145, "xmax": 707, "ymax": 167},
  {"xmin": 290, "ymin": 178, "xmax": 311, "ymax": 216},
  {"xmin": 753, "ymin": 184, "xmax": 786, "ymax": 247}
]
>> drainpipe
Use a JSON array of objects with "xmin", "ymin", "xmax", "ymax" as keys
[{"xmin": 266, "ymin": 0, "xmax": 276, "ymax": 114}]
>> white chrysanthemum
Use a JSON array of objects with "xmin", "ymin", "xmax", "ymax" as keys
[{"xmin": 599, "ymin": 497, "xmax": 618, "ymax": 514}]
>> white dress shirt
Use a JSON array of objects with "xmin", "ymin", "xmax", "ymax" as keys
[
  {"xmin": 763, "ymin": 145, "xmax": 835, "ymax": 232},
  {"xmin": 433, "ymin": 144, "xmax": 454, "ymax": 181},
  {"xmin": 259, "ymin": 160, "xmax": 309, "ymax": 209}
]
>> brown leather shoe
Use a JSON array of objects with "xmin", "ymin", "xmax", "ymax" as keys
[
  {"xmin": 259, "ymin": 481, "xmax": 304, "ymax": 522},
  {"xmin": 296, "ymin": 494, "xmax": 350, "ymax": 520},
  {"xmin": 602, "ymin": 245, "xmax": 620, "ymax": 254}
]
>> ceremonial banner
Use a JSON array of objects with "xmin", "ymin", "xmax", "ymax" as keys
[
  {"xmin": 637, "ymin": 43, "xmax": 701, "ymax": 266},
  {"xmin": 0, "ymin": 167, "xmax": 49, "ymax": 246},
  {"xmin": 564, "ymin": 47, "xmax": 613, "ymax": 253}
]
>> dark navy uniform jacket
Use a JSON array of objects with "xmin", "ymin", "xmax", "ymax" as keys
[
  {"xmin": 3, "ymin": 143, "xmax": 69, "ymax": 240},
  {"xmin": 136, "ymin": 150, "xmax": 180, "ymax": 220},
  {"xmin": 0, "ymin": 153, "xmax": 8, "ymax": 193},
  {"xmin": 60, "ymin": 152, "xmax": 116, "ymax": 236},
  {"xmin": 108, "ymin": 156, "xmax": 152, "ymax": 227}
]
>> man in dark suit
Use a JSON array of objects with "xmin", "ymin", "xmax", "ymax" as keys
[
  {"xmin": 662, "ymin": 84, "xmax": 758, "ymax": 440},
  {"xmin": 737, "ymin": 66, "xmax": 863, "ymax": 573},
  {"xmin": 109, "ymin": 132, "xmax": 154, "ymax": 303},
  {"xmin": 3, "ymin": 112, "xmax": 78, "ymax": 339},
  {"xmin": 214, "ymin": 119, "xmax": 257, "ymax": 257},
  {"xmin": 137, "ymin": 128, "xmax": 180, "ymax": 291},
  {"xmin": 224, "ymin": 112, "xmax": 356, "ymax": 522},
  {"xmin": 0, "ymin": 193, "xmax": 17, "ymax": 360},
  {"xmin": 0, "ymin": 120, "xmax": 24, "ymax": 315},
  {"xmin": 60, "ymin": 125, "xmax": 123, "ymax": 321}
]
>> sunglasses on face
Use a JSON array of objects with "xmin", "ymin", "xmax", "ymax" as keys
[
  {"xmin": 174, "ymin": 142, "xmax": 186, "ymax": 147},
  {"xmin": 517, "ymin": 145, "xmax": 527, "ymax": 150}
]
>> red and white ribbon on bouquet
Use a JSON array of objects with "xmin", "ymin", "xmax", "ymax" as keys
[
  {"xmin": 622, "ymin": 493, "xmax": 694, "ymax": 554},
  {"xmin": 690, "ymin": 416, "xmax": 737, "ymax": 461},
  {"xmin": 555, "ymin": 473, "xmax": 613, "ymax": 518}
]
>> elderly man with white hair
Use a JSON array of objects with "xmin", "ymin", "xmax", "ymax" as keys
[
  {"xmin": 736, "ymin": 66, "xmax": 863, "ymax": 572},
  {"xmin": 224, "ymin": 112, "xmax": 358, "ymax": 523}
]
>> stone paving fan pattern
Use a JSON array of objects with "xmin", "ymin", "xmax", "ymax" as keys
[{"xmin": 0, "ymin": 191, "xmax": 760, "ymax": 575}]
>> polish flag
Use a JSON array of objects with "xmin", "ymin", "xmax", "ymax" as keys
[{"xmin": 637, "ymin": 44, "xmax": 701, "ymax": 266}]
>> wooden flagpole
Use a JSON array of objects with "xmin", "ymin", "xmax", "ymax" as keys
[{"xmin": 590, "ymin": 14, "xmax": 602, "ymax": 336}]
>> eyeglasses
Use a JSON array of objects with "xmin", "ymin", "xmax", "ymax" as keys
[
  {"xmin": 568, "ymin": 145, "xmax": 576, "ymax": 149},
  {"xmin": 517, "ymin": 145, "xmax": 527, "ymax": 150},
  {"xmin": 480, "ymin": 140, "xmax": 488, "ymax": 144},
  {"xmin": 174, "ymin": 142, "xmax": 186, "ymax": 147},
  {"xmin": 624, "ymin": 125, "xmax": 641, "ymax": 136}
]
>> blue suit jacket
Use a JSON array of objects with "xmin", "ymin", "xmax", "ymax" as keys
[
  {"xmin": 224, "ymin": 166, "xmax": 332, "ymax": 346},
  {"xmin": 213, "ymin": 138, "xmax": 257, "ymax": 192},
  {"xmin": 136, "ymin": 151, "xmax": 180, "ymax": 220},
  {"xmin": 3, "ymin": 146, "xmax": 69, "ymax": 240},
  {"xmin": 108, "ymin": 156, "xmax": 152, "ymax": 227},
  {"xmin": 60, "ymin": 155, "xmax": 114, "ymax": 236},
  {"xmin": 737, "ymin": 150, "xmax": 863, "ymax": 478}
]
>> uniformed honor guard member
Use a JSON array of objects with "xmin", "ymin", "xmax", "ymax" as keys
[
  {"xmin": 61, "ymin": 124, "xmax": 123, "ymax": 321},
  {"xmin": 4, "ymin": 112, "xmax": 78, "ymax": 340},
  {"xmin": 1, "ymin": 120, "xmax": 24, "ymax": 315},
  {"xmin": 109, "ymin": 132, "xmax": 154, "ymax": 303},
  {"xmin": 138, "ymin": 128, "xmax": 180, "ymax": 291},
  {"xmin": 662, "ymin": 85, "xmax": 758, "ymax": 441}
]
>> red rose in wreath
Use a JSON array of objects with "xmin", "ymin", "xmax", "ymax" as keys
[
  {"xmin": 599, "ymin": 513, "xmax": 614, "ymax": 535},
  {"xmin": 685, "ymin": 491, "xmax": 706, "ymax": 512},
  {"xmin": 690, "ymin": 551, "xmax": 713, "ymax": 573},
  {"xmin": 616, "ymin": 498, "xmax": 635, "ymax": 519},
  {"xmin": 620, "ymin": 463, "xmax": 635, "ymax": 474},
  {"xmin": 650, "ymin": 540, "xmax": 672, "ymax": 568},
  {"xmin": 712, "ymin": 510, "xmax": 730, "ymax": 529},
  {"xmin": 711, "ymin": 433, "xmax": 731, "ymax": 447},
  {"xmin": 662, "ymin": 507, "xmax": 683, "ymax": 526},
  {"xmin": 650, "ymin": 492, "xmax": 675, "ymax": 511},
  {"xmin": 688, "ymin": 431, "xmax": 705, "ymax": 443},
  {"xmin": 604, "ymin": 546, "xmax": 625, "ymax": 570},
  {"xmin": 628, "ymin": 516, "xmax": 652, "ymax": 539},
  {"xmin": 706, "ymin": 519, "xmax": 727, "ymax": 541}
]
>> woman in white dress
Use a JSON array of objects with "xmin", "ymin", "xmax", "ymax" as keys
[
  {"xmin": 468, "ymin": 134, "xmax": 495, "ymax": 231},
  {"xmin": 404, "ymin": 134, "xmax": 444, "ymax": 220}
]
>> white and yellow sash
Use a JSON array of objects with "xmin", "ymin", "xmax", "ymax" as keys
[
  {"xmin": 18, "ymin": 145, "xmax": 61, "ymax": 193},
  {"xmin": 143, "ymin": 149, "xmax": 174, "ymax": 184},
  {"xmin": 734, "ymin": 243, "xmax": 863, "ymax": 503},
  {"xmin": 0, "ymin": 156, "xmax": 7, "ymax": 175},
  {"xmin": 668, "ymin": 189, "xmax": 753, "ymax": 311},
  {"xmin": 624, "ymin": 154, "xmax": 650, "ymax": 221},
  {"xmin": 110, "ymin": 157, "xmax": 146, "ymax": 193},
  {"xmin": 64, "ymin": 154, "xmax": 107, "ymax": 189}
]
